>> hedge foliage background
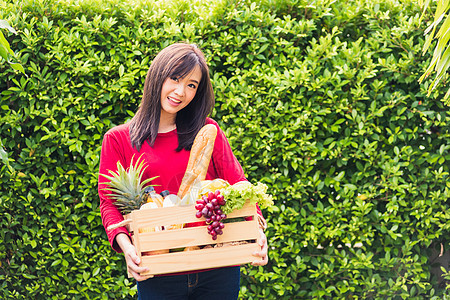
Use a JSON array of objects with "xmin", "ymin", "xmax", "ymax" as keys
[{"xmin": 1, "ymin": 0, "xmax": 449, "ymax": 298}]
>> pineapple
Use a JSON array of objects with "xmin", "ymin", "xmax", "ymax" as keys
[{"xmin": 100, "ymin": 155, "xmax": 158, "ymax": 214}]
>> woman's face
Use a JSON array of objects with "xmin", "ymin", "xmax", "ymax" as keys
[{"xmin": 160, "ymin": 65, "xmax": 202, "ymax": 120}]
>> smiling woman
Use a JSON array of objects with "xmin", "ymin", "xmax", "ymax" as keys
[
  {"xmin": 129, "ymin": 43, "xmax": 215, "ymax": 152},
  {"xmin": 160, "ymin": 65, "xmax": 202, "ymax": 131},
  {"xmin": 97, "ymin": 43, "xmax": 268, "ymax": 300}
]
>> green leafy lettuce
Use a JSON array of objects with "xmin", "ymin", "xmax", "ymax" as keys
[{"xmin": 221, "ymin": 181, "xmax": 273, "ymax": 214}]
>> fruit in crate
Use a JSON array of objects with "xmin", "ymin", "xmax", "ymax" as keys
[
  {"xmin": 180, "ymin": 178, "xmax": 229, "ymax": 206},
  {"xmin": 100, "ymin": 155, "xmax": 158, "ymax": 214},
  {"xmin": 198, "ymin": 179, "xmax": 229, "ymax": 196},
  {"xmin": 195, "ymin": 190, "xmax": 227, "ymax": 240}
]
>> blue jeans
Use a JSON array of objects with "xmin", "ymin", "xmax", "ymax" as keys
[{"xmin": 137, "ymin": 266, "xmax": 240, "ymax": 300}]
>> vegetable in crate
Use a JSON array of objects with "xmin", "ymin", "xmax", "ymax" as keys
[
  {"xmin": 100, "ymin": 155, "xmax": 158, "ymax": 214},
  {"xmin": 221, "ymin": 181, "xmax": 273, "ymax": 215}
]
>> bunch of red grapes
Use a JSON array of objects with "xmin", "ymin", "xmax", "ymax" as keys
[{"xmin": 195, "ymin": 190, "xmax": 227, "ymax": 240}]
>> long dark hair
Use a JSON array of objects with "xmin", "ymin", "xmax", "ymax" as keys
[{"xmin": 129, "ymin": 43, "xmax": 214, "ymax": 152}]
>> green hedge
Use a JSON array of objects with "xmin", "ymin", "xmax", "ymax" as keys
[{"xmin": 0, "ymin": 0, "xmax": 449, "ymax": 298}]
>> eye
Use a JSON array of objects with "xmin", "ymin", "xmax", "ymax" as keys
[
  {"xmin": 188, "ymin": 83, "xmax": 197, "ymax": 89},
  {"xmin": 170, "ymin": 76, "xmax": 179, "ymax": 82}
]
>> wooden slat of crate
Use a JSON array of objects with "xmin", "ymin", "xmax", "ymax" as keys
[
  {"xmin": 140, "ymin": 242, "xmax": 260, "ymax": 276},
  {"xmin": 138, "ymin": 219, "xmax": 258, "ymax": 252},
  {"xmin": 126, "ymin": 201, "xmax": 257, "ymax": 233}
]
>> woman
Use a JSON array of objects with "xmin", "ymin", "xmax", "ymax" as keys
[{"xmin": 98, "ymin": 43, "xmax": 268, "ymax": 299}]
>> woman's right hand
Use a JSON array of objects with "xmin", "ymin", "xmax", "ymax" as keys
[{"xmin": 116, "ymin": 233, "xmax": 151, "ymax": 281}]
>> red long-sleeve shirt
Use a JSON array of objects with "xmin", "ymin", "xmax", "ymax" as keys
[{"xmin": 98, "ymin": 117, "xmax": 262, "ymax": 252}]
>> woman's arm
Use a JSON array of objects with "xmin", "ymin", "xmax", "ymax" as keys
[{"xmin": 98, "ymin": 128, "xmax": 131, "ymax": 252}]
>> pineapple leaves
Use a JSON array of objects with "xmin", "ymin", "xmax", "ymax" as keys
[{"xmin": 100, "ymin": 154, "xmax": 158, "ymax": 214}]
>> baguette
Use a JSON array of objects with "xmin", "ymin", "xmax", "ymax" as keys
[{"xmin": 177, "ymin": 124, "xmax": 218, "ymax": 199}]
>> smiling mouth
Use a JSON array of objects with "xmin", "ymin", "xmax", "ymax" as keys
[{"xmin": 168, "ymin": 97, "xmax": 181, "ymax": 104}]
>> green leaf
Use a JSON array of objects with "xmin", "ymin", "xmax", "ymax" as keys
[
  {"xmin": 0, "ymin": 19, "xmax": 17, "ymax": 34},
  {"xmin": 10, "ymin": 62, "xmax": 25, "ymax": 74},
  {"xmin": 0, "ymin": 39, "xmax": 9, "ymax": 60},
  {"xmin": 0, "ymin": 31, "xmax": 13, "ymax": 58},
  {"xmin": 0, "ymin": 145, "xmax": 8, "ymax": 165},
  {"xmin": 119, "ymin": 64, "xmax": 124, "ymax": 77},
  {"xmin": 333, "ymin": 171, "xmax": 345, "ymax": 182}
]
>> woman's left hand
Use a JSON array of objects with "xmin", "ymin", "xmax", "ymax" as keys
[{"xmin": 251, "ymin": 228, "xmax": 268, "ymax": 266}]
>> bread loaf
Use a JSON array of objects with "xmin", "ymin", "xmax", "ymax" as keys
[{"xmin": 177, "ymin": 124, "xmax": 218, "ymax": 199}]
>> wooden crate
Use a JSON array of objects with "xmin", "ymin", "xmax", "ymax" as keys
[{"xmin": 124, "ymin": 201, "xmax": 260, "ymax": 277}]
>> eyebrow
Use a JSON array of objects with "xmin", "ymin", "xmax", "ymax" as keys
[{"xmin": 189, "ymin": 79, "xmax": 200, "ymax": 85}]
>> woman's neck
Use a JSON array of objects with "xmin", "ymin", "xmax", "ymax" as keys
[{"xmin": 158, "ymin": 112, "xmax": 176, "ymax": 133}]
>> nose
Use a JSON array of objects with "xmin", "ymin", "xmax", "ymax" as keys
[{"xmin": 174, "ymin": 84, "xmax": 185, "ymax": 97}]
